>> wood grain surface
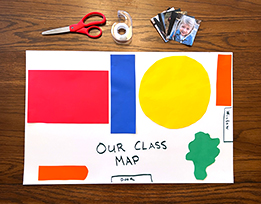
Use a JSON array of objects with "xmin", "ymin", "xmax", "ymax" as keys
[{"xmin": 0, "ymin": 0, "xmax": 260, "ymax": 203}]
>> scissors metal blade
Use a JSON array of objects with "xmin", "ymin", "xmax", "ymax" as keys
[{"xmin": 42, "ymin": 26, "xmax": 70, "ymax": 35}]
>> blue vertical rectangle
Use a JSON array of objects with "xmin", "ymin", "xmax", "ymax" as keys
[{"xmin": 111, "ymin": 55, "xmax": 136, "ymax": 134}]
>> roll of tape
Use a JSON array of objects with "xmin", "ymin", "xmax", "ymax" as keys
[
  {"xmin": 113, "ymin": 23, "xmax": 129, "ymax": 41},
  {"xmin": 111, "ymin": 11, "xmax": 132, "ymax": 44}
]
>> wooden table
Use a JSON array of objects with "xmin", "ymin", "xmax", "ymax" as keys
[{"xmin": 0, "ymin": 0, "xmax": 260, "ymax": 203}]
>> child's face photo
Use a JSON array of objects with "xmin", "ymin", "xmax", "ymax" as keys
[
  {"xmin": 179, "ymin": 23, "xmax": 193, "ymax": 36},
  {"xmin": 166, "ymin": 14, "xmax": 201, "ymax": 46}
]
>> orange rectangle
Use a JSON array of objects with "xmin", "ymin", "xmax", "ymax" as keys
[
  {"xmin": 38, "ymin": 166, "xmax": 88, "ymax": 181},
  {"xmin": 216, "ymin": 55, "xmax": 232, "ymax": 106}
]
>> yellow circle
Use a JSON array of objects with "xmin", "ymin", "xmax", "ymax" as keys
[{"xmin": 139, "ymin": 56, "xmax": 211, "ymax": 129}]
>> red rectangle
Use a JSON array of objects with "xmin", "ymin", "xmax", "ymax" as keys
[
  {"xmin": 28, "ymin": 70, "xmax": 108, "ymax": 123},
  {"xmin": 216, "ymin": 55, "xmax": 232, "ymax": 106}
]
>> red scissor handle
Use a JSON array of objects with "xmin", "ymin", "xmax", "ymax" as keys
[{"xmin": 69, "ymin": 12, "xmax": 106, "ymax": 38}]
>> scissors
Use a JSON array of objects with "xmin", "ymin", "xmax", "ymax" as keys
[{"xmin": 42, "ymin": 12, "xmax": 106, "ymax": 38}]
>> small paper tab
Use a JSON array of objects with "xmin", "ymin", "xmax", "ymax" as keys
[{"xmin": 223, "ymin": 107, "xmax": 233, "ymax": 142}]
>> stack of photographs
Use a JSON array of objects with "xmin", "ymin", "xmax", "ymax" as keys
[{"xmin": 151, "ymin": 7, "xmax": 201, "ymax": 46}]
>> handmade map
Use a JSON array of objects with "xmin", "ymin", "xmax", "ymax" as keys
[{"xmin": 23, "ymin": 51, "xmax": 233, "ymax": 184}]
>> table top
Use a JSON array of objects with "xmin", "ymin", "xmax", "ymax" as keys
[{"xmin": 0, "ymin": 0, "xmax": 260, "ymax": 203}]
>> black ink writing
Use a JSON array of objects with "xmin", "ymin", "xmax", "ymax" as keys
[
  {"xmin": 115, "ymin": 155, "xmax": 139, "ymax": 166},
  {"xmin": 96, "ymin": 142, "xmax": 126, "ymax": 154},
  {"xmin": 134, "ymin": 141, "xmax": 167, "ymax": 150}
]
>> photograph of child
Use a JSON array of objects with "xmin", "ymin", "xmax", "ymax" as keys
[
  {"xmin": 151, "ymin": 16, "xmax": 168, "ymax": 42},
  {"xmin": 159, "ymin": 7, "xmax": 175, "ymax": 36},
  {"xmin": 161, "ymin": 9, "xmax": 187, "ymax": 37},
  {"xmin": 161, "ymin": 11, "xmax": 172, "ymax": 35},
  {"xmin": 167, "ymin": 15, "xmax": 201, "ymax": 46}
]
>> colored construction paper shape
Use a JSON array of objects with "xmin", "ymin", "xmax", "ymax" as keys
[
  {"xmin": 111, "ymin": 55, "xmax": 136, "ymax": 133},
  {"xmin": 139, "ymin": 56, "xmax": 211, "ymax": 129},
  {"xmin": 38, "ymin": 166, "xmax": 88, "ymax": 180},
  {"xmin": 28, "ymin": 70, "xmax": 109, "ymax": 123},
  {"xmin": 186, "ymin": 132, "xmax": 220, "ymax": 180},
  {"xmin": 216, "ymin": 54, "xmax": 232, "ymax": 106}
]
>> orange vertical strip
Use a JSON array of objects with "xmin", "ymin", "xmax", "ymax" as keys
[
  {"xmin": 216, "ymin": 55, "xmax": 232, "ymax": 106},
  {"xmin": 38, "ymin": 166, "xmax": 88, "ymax": 181}
]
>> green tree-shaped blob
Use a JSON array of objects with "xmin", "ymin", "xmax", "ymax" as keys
[{"xmin": 186, "ymin": 132, "xmax": 220, "ymax": 180}]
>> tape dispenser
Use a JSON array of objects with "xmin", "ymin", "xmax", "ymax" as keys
[{"xmin": 111, "ymin": 10, "xmax": 132, "ymax": 44}]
